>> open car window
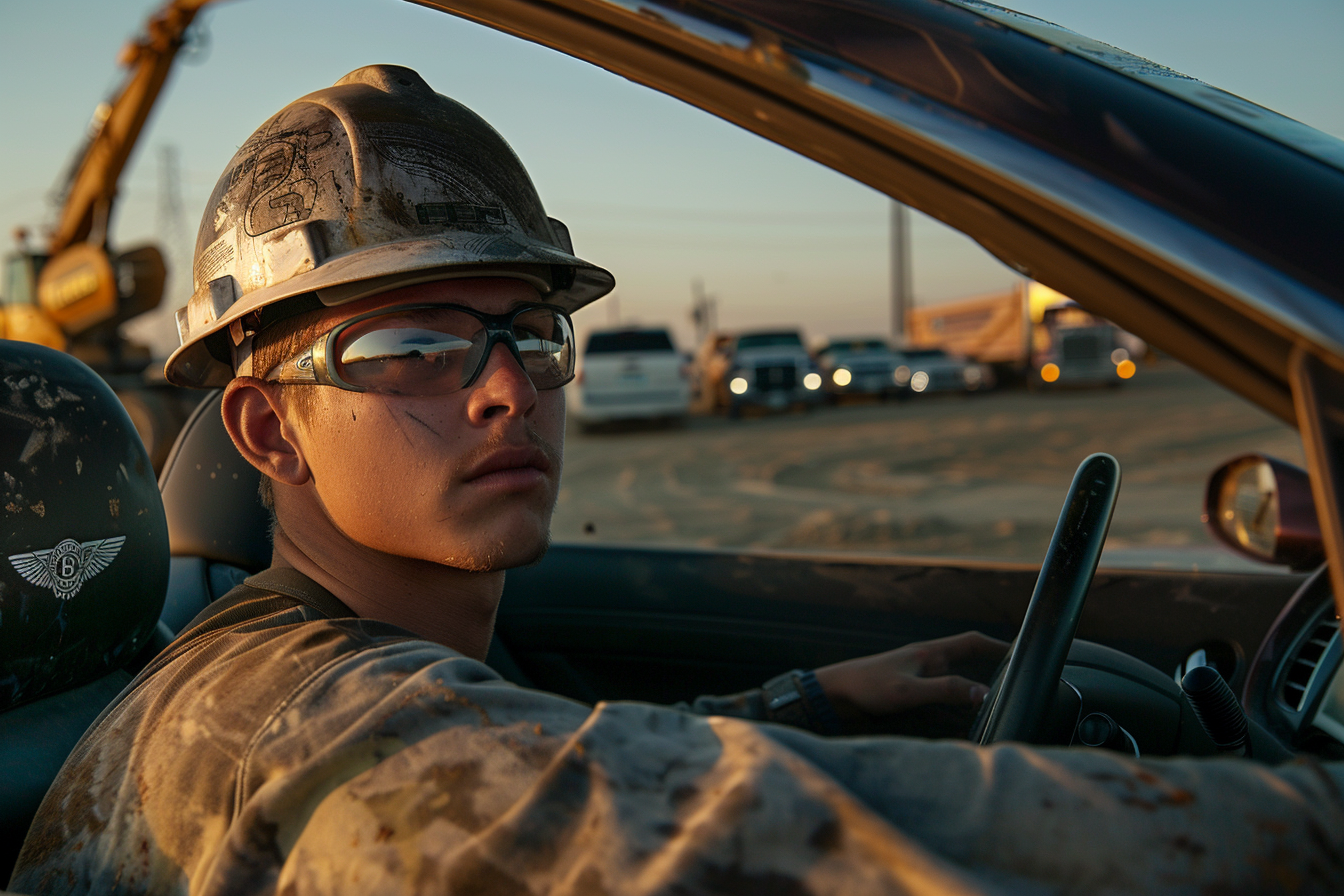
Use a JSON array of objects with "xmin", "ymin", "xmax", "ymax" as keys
[{"xmin": 552, "ymin": 137, "xmax": 1306, "ymax": 568}]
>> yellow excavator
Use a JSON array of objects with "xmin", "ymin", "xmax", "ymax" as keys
[{"xmin": 1, "ymin": 0, "xmax": 221, "ymax": 467}]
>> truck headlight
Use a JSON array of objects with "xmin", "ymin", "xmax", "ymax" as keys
[
  {"xmin": 832, "ymin": 368, "xmax": 852, "ymax": 387},
  {"xmin": 730, "ymin": 376, "xmax": 749, "ymax": 395},
  {"xmin": 803, "ymin": 372, "xmax": 822, "ymax": 390}
]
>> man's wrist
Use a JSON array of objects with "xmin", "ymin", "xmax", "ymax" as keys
[{"xmin": 761, "ymin": 669, "xmax": 843, "ymax": 735}]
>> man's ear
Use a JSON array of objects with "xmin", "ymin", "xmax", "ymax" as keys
[{"xmin": 221, "ymin": 378, "xmax": 310, "ymax": 487}]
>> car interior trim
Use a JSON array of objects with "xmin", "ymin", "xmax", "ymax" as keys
[{"xmin": 1289, "ymin": 347, "xmax": 1344, "ymax": 623}]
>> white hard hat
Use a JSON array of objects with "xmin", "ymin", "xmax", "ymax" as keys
[{"xmin": 165, "ymin": 64, "xmax": 614, "ymax": 388}]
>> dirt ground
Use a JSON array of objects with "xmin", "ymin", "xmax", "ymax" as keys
[{"xmin": 553, "ymin": 360, "xmax": 1304, "ymax": 565}]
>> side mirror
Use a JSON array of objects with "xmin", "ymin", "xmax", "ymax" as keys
[{"xmin": 1203, "ymin": 454, "xmax": 1324, "ymax": 570}]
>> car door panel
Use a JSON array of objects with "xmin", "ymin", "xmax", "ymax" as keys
[{"xmin": 497, "ymin": 543, "xmax": 1302, "ymax": 705}]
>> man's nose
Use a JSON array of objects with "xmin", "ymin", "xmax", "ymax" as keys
[{"xmin": 466, "ymin": 338, "xmax": 538, "ymax": 419}]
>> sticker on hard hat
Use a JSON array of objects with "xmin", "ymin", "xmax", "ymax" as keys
[
  {"xmin": 416, "ymin": 203, "xmax": 507, "ymax": 227},
  {"xmin": 9, "ymin": 535, "xmax": 126, "ymax": 601}
]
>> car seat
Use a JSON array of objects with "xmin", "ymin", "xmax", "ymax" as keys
[
  {"xmin": 157, "ymin": 390, "xmax": 271, "ymax": 631},
  {"xmin": 0, "ymin": 340, "xmax": 169, "ymax": 881}
]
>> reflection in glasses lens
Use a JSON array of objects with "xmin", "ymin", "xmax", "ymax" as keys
[{"xmin": 333, "ymin": 305, "xmax": 573, "ymax": 395}]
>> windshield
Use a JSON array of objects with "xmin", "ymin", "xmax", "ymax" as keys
[
  {"xmin": 586, "ymin": 330, "xmax": 675, "ymax": 354},
  {"xmin": 2, "ymin": 254, "xmax": 41, "ymax": 307},
  {"xmin": 827, "ymin": 340, "xmax": 890, "ymax": 353},
  {"xmin": 737, "ymin": 333, "xmax": 803, "ymax": 350}
]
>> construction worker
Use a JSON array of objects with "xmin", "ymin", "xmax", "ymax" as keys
[{"xmin": 13, "ymin": 66, "xmax": 1343, "ymax": 895}]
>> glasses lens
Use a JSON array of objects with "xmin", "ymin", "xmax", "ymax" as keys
[
  {"xmin": 512, "ymin": 306, "xmax": 574, "ymax": 389},
  {"xmin": 333, "ymin": 306, "xmax": 574, "ymax": 395},
  {"xmin": 335, "ymin": 307, "xmax": 477, "ymax": 395}
]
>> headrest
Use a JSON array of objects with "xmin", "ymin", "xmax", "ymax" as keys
[
  {"xmin": 158, "ymin": 390, "xmax": 270, "ymax": 571},
  {"xmin": 0, "ymin": 341, "xmax": 168, "ymax": 711}
]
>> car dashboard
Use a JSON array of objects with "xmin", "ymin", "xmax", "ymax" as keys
[{"xmin": 1243, "ymin": 567, "xmax": 1344, "ymax": 759}]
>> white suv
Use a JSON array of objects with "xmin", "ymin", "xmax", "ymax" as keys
[{"xmin": 569, "ymin": 327, "xmax": 691, "ymax": 427}]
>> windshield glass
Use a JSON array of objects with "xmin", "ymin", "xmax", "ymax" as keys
[
  {"xmin": 586, "ymin": 330, "xmax": 675, "ymax": 354},
  {"xmin": 737, "ymin": 333, "xmax": 803, "ymax": 350},
  {"xmin": 828, "ymin": 340, "xmax": 890, "ymax": 353},
  {"xmin": 2, "ymin": 254, "xmax": 40, "ymax": 307}
]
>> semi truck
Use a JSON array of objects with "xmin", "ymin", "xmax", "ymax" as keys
[{"xmin": 905, "ymin": 280, "xmax": 1143, "ymax": 386}]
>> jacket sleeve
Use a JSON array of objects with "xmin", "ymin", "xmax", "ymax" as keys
[
  {"xmin": 678, "ymin": 686, "xmax": 771, "ymax": 719},
  {"xmin": 227, "ymin": 645, "xmax": 1344, "ymax": 896},
  {"xmin": 16, "ymin": 627, "xmax": 1344, "ymax": 896},
  {"xmin": 680, "ymin": 669, "xmax": 842, "ymax": 734}
]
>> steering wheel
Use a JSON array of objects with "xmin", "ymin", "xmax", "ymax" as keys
[{"xmin": 972, "ymin": 453, "xmax": 1121, "ymax": 745}]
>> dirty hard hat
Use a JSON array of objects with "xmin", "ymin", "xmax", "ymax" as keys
[{"xmin": 165, "ymin": 64, "xmax": 615, "ymax": 388}]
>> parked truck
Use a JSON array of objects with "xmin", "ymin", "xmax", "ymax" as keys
[
  {"xmin": 905, "ymin": 281, "xmax": 1143, "ymax": 386},
  {"xmin": 570, "ymin": 326, "xmax": 691, "ymax": 428},
  {"xmin": 691, "ymin": 329, "xmax": 824, "ymax": 416},
  {"xmin": 0, "ymin": 0, "xmax": 221, "ymax": 467}
]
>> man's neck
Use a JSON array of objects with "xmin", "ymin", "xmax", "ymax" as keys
[{"xmin": 269, "ymin": 522, "xmax": 503, "ymax": 661}]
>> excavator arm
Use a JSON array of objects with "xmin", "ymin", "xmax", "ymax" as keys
[
  {"xmin": 0, "ymin": 0, "xmax": 228, "ymax": 471},
  {"xmin": 35, "ymin": 0, "xmax": 221, "ymax": 336},
  {"xmin": 48, "ymin": 0, "xmax": 216, "ymax": 256}
]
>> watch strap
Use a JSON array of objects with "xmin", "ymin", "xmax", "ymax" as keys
[{"xmin": 761, "ymin": 668, "xmax": 842, "ymax": 735}]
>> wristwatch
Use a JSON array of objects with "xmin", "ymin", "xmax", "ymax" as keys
[{"xmin": 761, "ymin": 668, "xmax": 843, "ymax": 735}]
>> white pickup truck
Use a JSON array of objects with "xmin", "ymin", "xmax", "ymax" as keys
[{"xmin": 569, "ymin": 327, "xmax": 691, "ymax": 428}]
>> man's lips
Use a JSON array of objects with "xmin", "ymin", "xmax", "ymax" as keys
[{"xmin": 462, "ymin": 444, "xmax": 553, "ymax": 485}]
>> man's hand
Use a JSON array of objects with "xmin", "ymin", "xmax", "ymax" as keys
[{"xmin": 812, "ymin": 632, "xmax": 1009, "ymax": 720}]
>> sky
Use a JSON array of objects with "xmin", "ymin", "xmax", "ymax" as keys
[{"xmin": 1, "ymin": 0, "xmax": 1341, "ymax": 354}]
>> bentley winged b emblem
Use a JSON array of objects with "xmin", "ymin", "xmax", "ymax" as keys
[{"xmin": 9, "ymin": 536, "xmax": 126, "ymax": 601}]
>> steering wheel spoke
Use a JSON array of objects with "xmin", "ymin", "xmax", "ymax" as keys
[{"xmin": 974, "ymin": 453, "xmax": 1121, "ymax": 745}]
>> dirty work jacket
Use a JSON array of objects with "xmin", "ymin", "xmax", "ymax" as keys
[{"xmin": 12, "ymin": 569, "xmax": 1344, "ymax": 895}]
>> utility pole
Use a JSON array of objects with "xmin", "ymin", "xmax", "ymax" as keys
[
  {"xmin": 690, "ymin": 278, "xmax": 717, "ymax": 343},
  {"xmin": 157, "ymin": 143, "xmax": 189, "ymax": 303},
  {"xmin": 889, "ymin": 201, "xmax": 912, "ymax": 345}
]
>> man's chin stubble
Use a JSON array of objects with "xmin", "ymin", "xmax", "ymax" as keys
[
  {"xmin": 437, "ymin": 426, "xmax": 562, "ymax": 574},
  {"xmin": 437, "ymin": 526, "xmax": 553, "ymax": 573}
]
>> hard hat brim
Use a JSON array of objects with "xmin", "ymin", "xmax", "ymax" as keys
[{"xmin": 164, "ymin": 231, "xmax": 613, "ymax": 388}]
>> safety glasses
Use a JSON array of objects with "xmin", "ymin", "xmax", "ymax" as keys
[{"xmin": 264, "ymin": 302, "xmax": 575, "ymax": 395}]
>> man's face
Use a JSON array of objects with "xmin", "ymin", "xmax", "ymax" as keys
[{"xmin": 277, "ymin": 278, "xmax": 566, "ymax": 572}]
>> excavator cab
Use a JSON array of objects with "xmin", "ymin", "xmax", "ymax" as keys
[
  {"xmin": 0, "ymin": 250, "xmax": 65, "ymax": 351},
  {"xmin": 1, "ymin": 241, "xmax": 167, "ymax": 367}
]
